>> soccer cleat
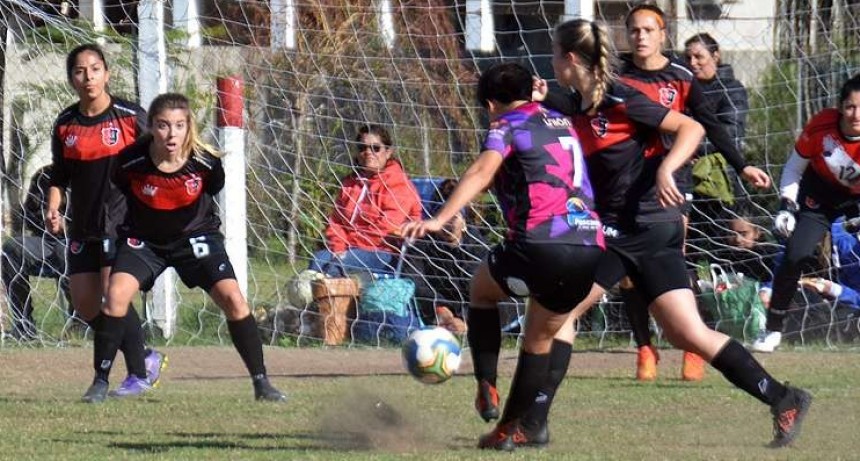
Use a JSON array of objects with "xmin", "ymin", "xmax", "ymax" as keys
[
  {"xmin": 474, "ymin": 380, "xmax": 500, "ymax": 422},
  {"xmin": 81, "ymin": 379, "xmax": 109, "ymax": 404},
  {"xmin": 477, "ymin": 421, "xmax": 516, "ymax": 451},
  {"xmin": 681, "ymin": 351, "xmax": 706, "ymax": 382},
  {"xmin": 770, "ymin": 385, "xmax": 813, "ymax": 448},
  {"xmin": 636, "ymin": 345, "xmax": 659, "ymax": 381},
  {"xmin": 144, "ymin": 349, "xmax": 168, "ymax": 387},
  {"xmin": 109, "ymin": 375, "xmax": 153, "ymax": 398},
  {"xmin": 253, "ymin": 377, "xmax": 287, "ymax": 402},
  {"xmin": 513, "ymin": 420, "xmax": 550, "ymax": 448},
  {"xmin": 750, "ymin": 330, "xmax": 782, "ymax": 353}
]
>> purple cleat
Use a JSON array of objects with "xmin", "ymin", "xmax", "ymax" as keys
[
  {"xmin": 109, "ymin": 375, "xmax": 153, "ymax": 398},
  {"xmin": 144, "ymin": 349, "xmax": 168, "ymax": 387}
]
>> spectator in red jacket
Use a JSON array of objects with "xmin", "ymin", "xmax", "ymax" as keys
[{"xmin": 310, "ymin": 125, "xmax": 422, "ymax": 277}]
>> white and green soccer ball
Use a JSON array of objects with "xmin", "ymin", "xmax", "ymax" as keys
[{"xmin": 401, "ymin": 326, "xmax": 462, "ymax": 384}]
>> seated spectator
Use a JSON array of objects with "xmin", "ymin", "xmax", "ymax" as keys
[
  {"xmin": 1, "ymin": 165, "xmax": 69, "ymax": 340},
  {"xmin": 798, "ymin": 218, "xmax": 860, "ymax": 310},
  {"xmin": 309, "ymin": 125, "xmax": 422, "ymax": 278},
  {"xmin": 715, "ymin": 202, "xmax": 782, "ymax": 287},
  {"xmin": 407, "ymin": 179, "xmax": 489, "ymax": 328}
]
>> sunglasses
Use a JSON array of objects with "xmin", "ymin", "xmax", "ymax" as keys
[{"xmin": 356, "ymin": 143, "xmax": 386, "ymax": 154}]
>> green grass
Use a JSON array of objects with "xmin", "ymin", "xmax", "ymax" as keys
[{"xmin": 1, "ymin": 347, "xmax": 858, "ymax": 460}]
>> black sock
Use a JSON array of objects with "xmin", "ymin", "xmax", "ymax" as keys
[
  {"xmin": 765, "ymin": 308, "xmax": 788, "ymax": 333},
  {"xmin": 523, "ymin": 339, "xmax": 572, "ymax": 428},
  {"xmin": 466, "ymin": 306, "xmax": 501, "ymax": 386},
  {"xmin": 118, "ymin": 305, "xmax": 148, "ymax": 379},
  {"xmin": 711, "ymin": 339, "xmax": 787, "ymax": 405},
  {"xmin": 499, "ymin": 351, "xmax": 551, "ymax": 424},
  {"xmin": 227, "ymin": 315, "xmax": 267, "ymax": 379},
  {"xmin": 93, "ymin": 314, "xmax": 127, "ymax": 383},
  {"xmin": 622, "ymin": 288, "xmax": 651, "ymax": 347}
]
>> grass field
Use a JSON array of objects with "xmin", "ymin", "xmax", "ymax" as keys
[{"xmin": 1, "ymin": 345, "xmax": 858, "ymax": 460}]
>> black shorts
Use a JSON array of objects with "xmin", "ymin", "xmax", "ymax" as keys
[
  {"xmin": 488, "ymin": 241, "xmax": 603, "ymax": 313},
  {"xmin": 112, "ymin": 232, "xmax": 236, "ymax": 292},
  {"xmin": 67, "ymin": 238, "xmax": 117, "ymax": 275},
  {"xmin": 595, "ymin": 220, "xmax": 689, "ymax": 305}
]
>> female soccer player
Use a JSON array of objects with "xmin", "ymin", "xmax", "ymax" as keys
[
  {"xmin": 402, "ymin": 62, "xmax": 604, "ymax": 451},
  {"xmin": 617, "ymin": 4, "xmax": 771, "ymax": 382},
  {"xmin": 534, "ymin": 18, "xmax": 811, "ymax": 449},
  {"xmin": 83, "ymin": 93, "xmax": 286, "ymax": 403},
  {"xmin": 751, "ymin": 73, "xmax": 860, "ymax": 352},
  {"xmin": 47, "ymin": 44, "xmax": 165, "ymax": 402}
]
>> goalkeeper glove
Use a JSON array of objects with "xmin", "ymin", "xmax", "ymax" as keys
[{"xmin": 773, "ymin": 198, "xmax": 798, "ymax": 239}]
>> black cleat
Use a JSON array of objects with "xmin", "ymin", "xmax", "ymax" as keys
[
  {"xmin": 474, "ymin": 380, "xmax": 500, "ymax": 422},
  {"xmin": 253, "ymin": 378, "xmax": 287, "ymax": 402},
  {"xmin": 81, "ymin": 379, "xmax": 109, "ymax": 404},
  {"xmin": 770, "ymin": 385, "xmax": 812, "ymax": 448},
  {"xmin": 514, "ymin": 420, "xmax": 550, "ymax": 448},
  {"xmin": 478, "ymin": 421, "xmax": 516, "ymax": 451}
]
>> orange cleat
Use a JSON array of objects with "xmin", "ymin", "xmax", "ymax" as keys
[
  {"xmin": 636, "ymin": 345, "xmax": 659, "ymax": 381},
  {"xmin": 474, "ymin": 380, "xmax": 500, "ymax": 422},
  {"xmin": 681, "ymin": 351, "xmax": 706, "ymax": 382}
]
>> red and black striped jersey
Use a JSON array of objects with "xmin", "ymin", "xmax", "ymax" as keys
[
  {"xmin": 114, "ymin": 138, "xmax": 225, "ymax": 244},
  {"xmin": 543, "ymin": 82, "xmax": 677, "ymax": 229},
  {"xmin": 50, "ymin": 97, "xmax": 147, "ymax": 240},
  {"xmin": 796, "ymin": 108, "xmax": 860, "ymax": 207},
  {"xmin": 618, "ymin": 55, "xmax": 747, "ymax": 173}
]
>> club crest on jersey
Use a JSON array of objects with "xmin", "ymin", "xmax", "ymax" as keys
[
  {"xmin": 64, "ymin": 134, "xmax": 77, "ymax": 147},
  {"xmin": 590, "ymin": 113, "xmax": 609, "ymax": 138},
  {"xmin": 185, "ymin": 175, "xmax": 202, "ymax": 195},
  {"xmin": 69, "ymin": 240, "xmax": 84, "ymax": 255},
  {"xmin": 101, "ymin": 126, "xmax": 120, "ymax": 146},
  {"xmin": 658, "ymin": 86, "xmax": 678, "ymax": 107},
  {"xmin": 127, "ymin": 238, "xmax": 145, "ymax": 249}
]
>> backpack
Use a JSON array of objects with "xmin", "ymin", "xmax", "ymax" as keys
[{"xmin": 352, "ymin": 277, "xmax": 422, "ymax": 345}]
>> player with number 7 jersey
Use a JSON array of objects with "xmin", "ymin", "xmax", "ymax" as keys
[
  {"xmin": 88, "ymin": 92, "xmax": 287, "ymax": 403},
  {"xmin": 402, "ymin": 62, "xmax": 604, "ymax": 451}
]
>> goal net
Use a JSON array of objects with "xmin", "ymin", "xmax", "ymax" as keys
[{"xmin": 1, "ymin": 0, "xmax": 859, "ymax": 349}]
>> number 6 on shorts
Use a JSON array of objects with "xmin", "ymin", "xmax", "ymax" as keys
[{"xmin": 189, "ymin": 236, "xmax": 210, "ymax": 258}]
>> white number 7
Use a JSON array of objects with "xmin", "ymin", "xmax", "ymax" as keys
[{"xmin": 558, "ymin": 136, "xmax": 584, "ymax": 188}]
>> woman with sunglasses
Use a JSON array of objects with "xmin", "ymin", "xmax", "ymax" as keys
[{"xmin": 309, "ymin": 125, "xmax": 422, "ymax": 277}]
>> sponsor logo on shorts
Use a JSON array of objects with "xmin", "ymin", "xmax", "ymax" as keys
[
  {"xmin": 505, "ymin": 277, "xmax": 530, "ymax": 297},
  {"xmin": 218, "ymin": 262, "xmax": 227, "ymax": 272},
  {"xmin": 69, "ymin": 240, "xmax": 84, "ymax": 255},
  {"xmin": 127, "ymin": 238, "xmax": 144, "ymax": 249}
]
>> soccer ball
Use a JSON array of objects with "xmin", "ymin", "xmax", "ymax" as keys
[{"xmin": 401, "ymin": 326, "xmax": 462, "ymax": 384}]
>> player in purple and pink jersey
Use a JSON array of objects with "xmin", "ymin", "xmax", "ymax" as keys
[{"xmin": 402, "ymin": 62, "xmax": 604, "ymax": 451}]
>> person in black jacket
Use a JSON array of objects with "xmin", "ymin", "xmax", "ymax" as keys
[
  {"xmin": 1, "ymin": 165, "xmax": 69, "ymax": 340},
  {"xmin": 685, "ymin": 32, "xmax": 752, "ymax": 243}
]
